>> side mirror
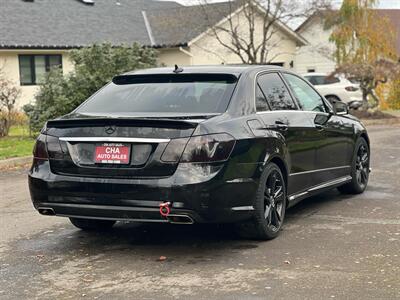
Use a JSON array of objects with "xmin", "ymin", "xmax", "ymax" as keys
[{"xmin": 332, "ymin": 101, "xmax": 348, "ymax": 115}]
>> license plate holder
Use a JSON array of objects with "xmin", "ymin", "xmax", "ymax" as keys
[{"xmin": 94, "ymin": 143, "xmax": 130, "ymax": 164}]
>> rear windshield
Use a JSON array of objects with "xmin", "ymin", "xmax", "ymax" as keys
[{"xmin": 76, "ymin": 74, "xmax": 238, "ymax": 114}]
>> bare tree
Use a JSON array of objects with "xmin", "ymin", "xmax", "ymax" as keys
[
  {"xmin": 0, "ymin": 67, "xmax": 20, "ymax": 137},
  {"xmin": 197, "ymin": 0, "xmax": 332, "ymax": 64}
]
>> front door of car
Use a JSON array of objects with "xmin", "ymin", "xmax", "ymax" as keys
[
  {"xmin": 256, "ymin": 72, "xmax": 320, "ymax": 196},
  {"xmin": 282, "ymin": 73, "xmax": 351, "ymax": 185}
]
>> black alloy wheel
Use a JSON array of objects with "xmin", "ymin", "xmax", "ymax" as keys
[
  {"xmin": 237, "ymin": 163, "xmax": 287, "ymax": 240},
  {"xmin": 338, "ymin": 137, "xmax": 370, "ymax": 194},
  {"xmin": 355, "ymin": 143, "xmax": 369, "ymax": 190},
  {"xmin": 264, "ymin": 170, "xmax": 285, "ymax": 232}
]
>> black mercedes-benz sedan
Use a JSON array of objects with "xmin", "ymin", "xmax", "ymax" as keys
[{"xmin": 28, "ymin": 65, "xmax": 370, "ymax": 240}]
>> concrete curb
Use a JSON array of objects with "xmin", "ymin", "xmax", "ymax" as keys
[{"xmin": 0, "ymin": 156, "xmax": 32, "ymax": 169}]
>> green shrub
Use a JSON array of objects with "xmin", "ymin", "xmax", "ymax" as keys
[{"xmin": 25, "ymin": 43, "xmax": 157, "ymax": 132}]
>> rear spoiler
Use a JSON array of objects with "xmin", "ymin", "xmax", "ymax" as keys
[{"xmin": 46, "ymin": 117, "xmax": 204, "ymax": 129}]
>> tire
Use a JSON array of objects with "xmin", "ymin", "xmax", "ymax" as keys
[
  {"xmin": 338, "ymin": 137, "xmax": 370, "ymax": 194},
  {"xmin": 69, "ymin": 218, "xmax": 116, "ymax": 231},
  {"xmin": 237, "ymin": 163, "xmax": 287, "ymax": 240}
]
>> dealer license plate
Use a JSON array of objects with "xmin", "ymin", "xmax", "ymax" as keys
[{"xmin": 94, "ymin": 143, "xmax": 130, "ymax": 164}]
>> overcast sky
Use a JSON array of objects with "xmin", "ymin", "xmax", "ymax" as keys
[{"xmin": 162, "ymin": 0, "xmax": 400, "ymax": 8}]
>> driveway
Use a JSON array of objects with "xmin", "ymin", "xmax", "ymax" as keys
[{"xmin": 1, "ymin": 124, "xmax": 399, "ymax": 300}]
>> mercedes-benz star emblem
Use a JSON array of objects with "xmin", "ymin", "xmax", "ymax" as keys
[{"xmin": 105, "ymin": 125, "xmax": 116, "ymax": 135}]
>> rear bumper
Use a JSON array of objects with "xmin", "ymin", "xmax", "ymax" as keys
[{"xmin": 29, "ymin": 160, "xmax": 260, "ymax": 223}]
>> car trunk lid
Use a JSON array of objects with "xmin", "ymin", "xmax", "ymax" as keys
[{"xmin": 45, "ymin": 114, "xmax": 213, "ymax": 178}]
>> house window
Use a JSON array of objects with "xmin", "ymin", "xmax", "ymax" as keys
[{"xmin": 18, "ymin": 54, "xmax": 62, "ymax": 85}]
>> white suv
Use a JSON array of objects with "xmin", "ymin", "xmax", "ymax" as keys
[{"xmin": 303, "ymin": 73, "xmax": 363, "ymax": 109}]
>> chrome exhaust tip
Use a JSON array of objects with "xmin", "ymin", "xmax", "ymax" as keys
[
  {"xmin": 38, "ymin": 207, "xmax": 55, "ymax": 216},
  {"xmin": 166, "ymin": 214, "xmax": 194, "ymax": 225}
]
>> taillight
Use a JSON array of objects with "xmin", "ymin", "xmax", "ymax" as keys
[
  {"xmin": 345, "ymin": 86, "xmax": 358, "ymax": 92},
  {"xmin": 161, "ymin": 133, "xmax": 236, "ymax": 163},
  {"xmin": 160, "ymin": 138, "xmax": 189, "ymax": 162},
  {"xmin": 180, "ymin": 133, "xmax": 235, "ymax": 163},
  {"xmin": 46, "ymin": 135, "xmax": 64, "ymax": 159},
  {"xmin": 33, "ymin": 134, "xmax": 48, "ymax": 160}
]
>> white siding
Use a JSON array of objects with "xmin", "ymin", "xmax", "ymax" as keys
[
  {"xmin": 294, "ymin": 17, "xmax": 336, "ymax": 75},
  {"xmin": 189, "ymin": 9, "xmax": 299, "ymax": 68},
  {"xmin": 0, "ymin": 50, "xmax": 74, "ymax": 109}
]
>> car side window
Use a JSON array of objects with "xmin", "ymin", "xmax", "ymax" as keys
[
  {"xmin": 324, "ymin": 76, "xmax": 340, "ymax": 84},
  {"xmin": 257, "ymin": 73, "xmax": 297, "ymax": 111},
  {"xmin": 283, "ymin": 73, "xmax": 326, "ymax": 113},
  {"xmin": 305, "ymin": 76, "xmax": 324, "ymax": 85},
  {"xmin": 256, "ymin": 84, "xmax": 270, "ymax": 112}
]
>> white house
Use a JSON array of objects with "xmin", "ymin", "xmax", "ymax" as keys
[
  {"xmin": 294, "ymin": 9, "xmax": 400, "ymax": 75},
  {"xmin": 293, "ymin": 12, "xmax": 336, "ymax": 74},
  {"xmin": 0, "ymin": 0, "xmax": 306, "ymax": 109}
]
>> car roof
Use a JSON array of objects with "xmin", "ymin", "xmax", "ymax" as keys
[{"xmin": 125, "ymin": 65, "xmax": 284, "ymax": 76}]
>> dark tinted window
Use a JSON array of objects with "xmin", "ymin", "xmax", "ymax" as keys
[
  {"xmin": 257, "ymin": 73, "xmax": 296, "ymax": 111},
  {"xmin": 305, "ymin": 75, "xmax": 339, "ymax": 85},
  {"xmin": 324, "ymin": 76, "xmax": 340, "ymax": 84},
  {"xmin": 77, "ymin": 74, "xmax": 238, "ymax": 114},
  {"xmin": 255, "ymin": 84, "xmax": 269, "ymax": 112},
  {"xmin": 283, "ymin": 74, "xmax": 326, "ymax": 112}
]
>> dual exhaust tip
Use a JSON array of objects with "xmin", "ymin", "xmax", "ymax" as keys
[
  {"xmin": 38, "ymin": 207, "xmax": 55, "ymax": 216},
  {"xmin": 166, "ymin": 214, "xmax": 194, "ymax": 225},
  {"xmin": 159, "ymin": 202, "xmax": 194, "ymax": 224}
]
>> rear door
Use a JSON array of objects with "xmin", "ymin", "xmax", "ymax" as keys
[
  {"xmin": 282, "ymin": 73, "xmax": 351, "ymax": 184},
  {"xmin": 256, "ymin": 72, "xmax": 319, "ymax": 196}
]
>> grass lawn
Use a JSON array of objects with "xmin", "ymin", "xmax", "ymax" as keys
[{"xmin": 0, "ymin": 125, "xmax": 35, "ymax": 160}]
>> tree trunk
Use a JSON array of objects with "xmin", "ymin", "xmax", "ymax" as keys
[
  {"xmin": 0, "ymin": 118, "xmax": 7, "ymax": 137},
  {"xmin": 361, "ymin": 88, "xmax": 369, "ymax": 110},
  {"xmin": 368, "ymin": 90, "xmax": 380, "ymax": 109}
]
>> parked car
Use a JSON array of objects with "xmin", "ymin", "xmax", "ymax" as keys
[
  {"xmin": 303, "ymin": 73, "xmax": 363, "ymax": 109},
  {"xmin": 28, "ymin": 65, "xmax": 370, "ymax": 240}
]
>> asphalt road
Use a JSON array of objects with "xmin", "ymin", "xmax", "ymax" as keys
[{"xmin": 1, "ymin": 124, "xmax": 399, "ymax": 300}]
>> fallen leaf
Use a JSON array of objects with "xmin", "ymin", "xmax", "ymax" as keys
[{"xmin": 158, "ymin": 256, "xmax": 167, "ymax": 261}]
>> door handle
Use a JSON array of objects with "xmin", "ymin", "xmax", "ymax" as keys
[
  {"xmin": 275, "ymin": 123, "xmax": 288, "ymax": 131},
  {"xmin": 258, "ymin": 124, "xmax": 288, "ymax": 131},
  {"xmin": 274, "ymin": 121, "xmax": 288, "ymax": 131},
  {"xmin": 258, "ymin": 121, "xmax": 288, "ymax": 131}
]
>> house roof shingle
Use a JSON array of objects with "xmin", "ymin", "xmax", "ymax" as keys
[
  {"xmin": 146, "ymin": 1, "xmax": 243, "ymax": 47},
  {"xmin": 0, "ymin": 0, "xmax": 306, "ymax": 49},
  {"xmin": 0, "ymin": 0, "xmax": 181, "ymax": 49}
]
